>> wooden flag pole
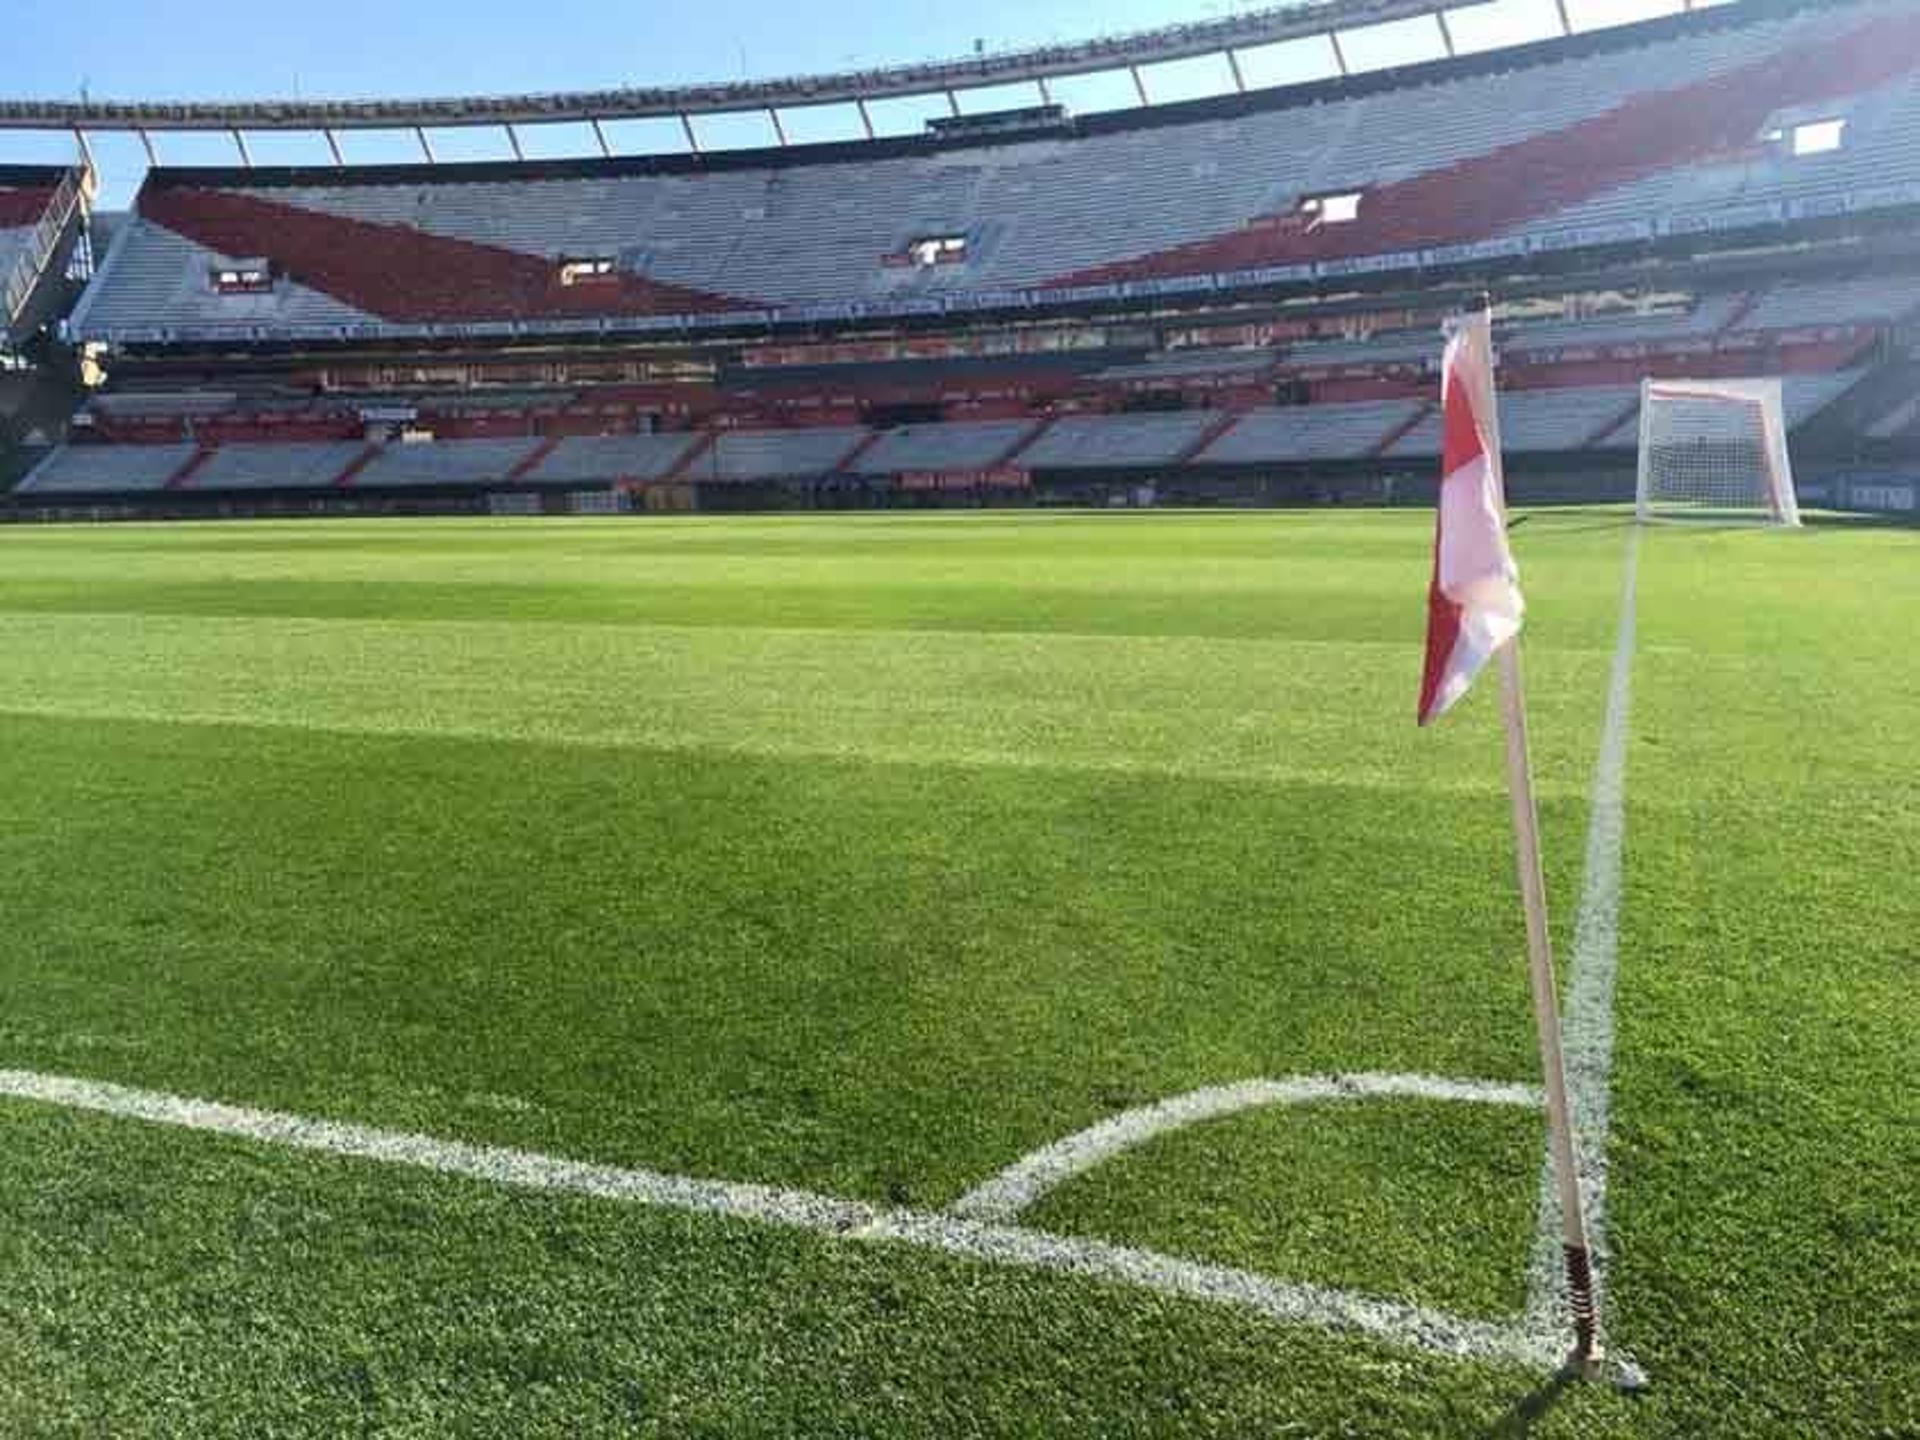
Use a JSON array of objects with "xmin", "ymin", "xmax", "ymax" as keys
[{"xmin": 1496, "ymin": 636, "xmax": 1602, "ymax": 1372}]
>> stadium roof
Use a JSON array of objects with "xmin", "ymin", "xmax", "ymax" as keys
[{"xmin": 0, "ymin": 0, "xmax": 1732, "ymax": 149}]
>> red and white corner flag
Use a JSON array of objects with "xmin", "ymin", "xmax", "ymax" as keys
[
  {"xmin": 1413, "ymin": 308, "xmax": 1606, "ymax": 1371},
  {"xmin": 1417, "ymin": 308, "xmax": 1523, "ymax": 726}
]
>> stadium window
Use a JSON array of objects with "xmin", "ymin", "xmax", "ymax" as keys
[
  {"xmin": 1789, "ymin": 119, "xmax": 1846, "ymax": 156},
  {"xmin": 558, "ymin": 256, "xmax": 618, "ymax": 287},
  {"xmin": 1300, "ymin": 191, "xmax": 1362, "ymax": 226},
  {"xmin": 210, "ymin": 260, "xmax": 273, "ymax": 294},
  {"xmin": 906, "ymin": 234, "xmax": 969, "ymax": 267}
]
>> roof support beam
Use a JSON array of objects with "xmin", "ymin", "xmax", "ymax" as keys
[
  {"xmin": 231, "ymin": 128, "xmax": 252, "ymax": 167},
  {"xmin": 768, "ymin": 107, "xmax": 787, "ymax": 145},
  {"xmin": 1434, "ymin": 9, "xmax": 1456, "ymax": 57},
  {"xmin": 1328, "ymin": 31, "xmax": 1350, "ymax": 76},
  {"xmin": 1553, "ymin": 0, "xmax": 1573, "ymax": 36},
  {"xmin": 1036, "ymin": 77, "xmax": 1051, "ymax": 105},
  {"xmin": 680, "ymin": 113, "xmax": 700, "ymax": 153},
  {"xmin": 855, "ymin": 98, "xmax": 874, "ymax": 139},
  {"xmin": 137, "ymin": 128, "xmax": 157, "ymax": 165},
  {"xmin": 72, "ymin": 128, "xmax": 96, "ymax": 175},
  {"xmin": 0, "ymin": 1, "xmax": 1533, "ymax": 132},
  {"xmin": 505, "ymin": 123, "xmax": 524, "ymax": 160},
  {"xmin": 945, "ymin": 89, "xmax": 961, "ymax": 117},
  {"xmin": 1130, "ymin": 64, "xmax": 1149, "ymax": 105},
  {"xmin": 1225, "ymin": 48, "xmax": 1247, "ymax": 93},
  {"xmin": 324, "ymin": 128, "xmax": 344, "ymax": 165},
  {"xmin": 414, "ymin": 126, "xmax": 435, "ymax": 162},
  {"xmin": 590, "ymin": 118, "xmax": 612, "ymax": 156}
]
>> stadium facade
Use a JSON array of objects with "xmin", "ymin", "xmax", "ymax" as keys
[{"xmin": 3, "ymin": 0, "xmax": 1919, "ymax": 517}]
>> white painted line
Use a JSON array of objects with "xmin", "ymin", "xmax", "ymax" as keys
[
  {"xmin": 1524, "ymin": 528, "xmax": 1639, "ymax": 1338},
  {"xmin": 0, "ymin": 1066, "xmax": 1562, "ymax": 1372},
  {"xmin": 867, "ymin": 1212, "xmax": 1563, "ymax": 1371},
  {"xmin": 951, "ymin": 1072, "xmax": 1543, "ymax": 1222},
  {"xmin": 0, "ymin": 1068, "xmax": 880, "ymax": 1233}
]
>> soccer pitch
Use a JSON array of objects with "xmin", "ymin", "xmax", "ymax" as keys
[{"xmin": 0, "ymin": 510, "xmax": 1912, "ymax": 1436}]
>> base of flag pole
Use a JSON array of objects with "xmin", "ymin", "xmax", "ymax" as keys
[
  {"xmin": 1562, "ymin": 1344, "xmax": 1607, "ymax": 1384},
  {"xmin": 1560, "ymin": 1345, "xmax": 1651, "ymax": 1393}
]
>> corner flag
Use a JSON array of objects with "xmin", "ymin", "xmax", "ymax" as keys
[
  {"xmin": 1416, "ymin": 305, "xmax": 1604, "ymax": 1374},
  {"xmin": 1417, "ymin": 309, "xmax": 1523, "ymax": 726}
]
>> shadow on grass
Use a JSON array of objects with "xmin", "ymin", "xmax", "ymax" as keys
[{"xmin": 1484, "ymin": 1369, "xmax": 1574, "ymax": 1437}]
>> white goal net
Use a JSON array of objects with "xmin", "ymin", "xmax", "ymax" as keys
[{"xmin": 1635, "ymin": 378, "xmax": 1801, "ymax": 526}]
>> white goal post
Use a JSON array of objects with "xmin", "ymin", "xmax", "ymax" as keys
[{"xmin": 1635, "ymin": 378, "xmax": 1802, "ymax": 526}]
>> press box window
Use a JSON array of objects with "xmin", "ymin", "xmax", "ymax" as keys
[
  {"xmin": 558, "ymin": 256, "xmax": 618, "ymax": 286},
  {"xmin": 1300, "ymin": 192, "xmax": 1362, "ymax": 226},
  {"xmin": 1765, "ymin": 118, "xmax": 1847, "ymax": 156},
  {"xmin": 907, "ymin": 235, "xmax": 968, "ymax": 267},
  {"xmin": 1790, "ymin": 119, "xmax": 1846, "ymax": 156},
  {"xmin": 211, "ymin": 260, "xmax": 273, "ymax": 294}
]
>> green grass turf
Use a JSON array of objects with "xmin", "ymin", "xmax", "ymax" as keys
[
  {"xmin": 0, "ymin": 510, "xmax": 1913, "ymax": 1435},
  {"xmin": 1024, "ymin": 1097, "xmax": 1545, "ymax": 1318}
]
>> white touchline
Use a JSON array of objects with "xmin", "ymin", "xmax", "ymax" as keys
[
  {"xmin": 951, "ymin": 1072, "xmax": 1544, "ymax": 1222},
  {"xmin": 0, "ymin": 1068, "xmax": 880, "ymax": 1233},
  {"xmin": 1524, "ymin": 527, "xmax": 1639, "ymax": 1338},
  {"xmin": 0, "ymin": 1066, "xmax": 1563, "ymax": 1372}
]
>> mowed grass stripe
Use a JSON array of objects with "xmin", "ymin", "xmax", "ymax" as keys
[
  {"xmin": 0, "ymin": 712, "xmax": 1585, "ymax": 1210},
  {"xmin": 0, "ymin": 611, "xmax": 1612, "ymax": 794},
  {"xmin": 0, "ymin": 511, "xmax": 1632, "ymax": 649},
  {"xmin": 0, "ymin": 579, "xmax": 1543, "ymax": 647}
]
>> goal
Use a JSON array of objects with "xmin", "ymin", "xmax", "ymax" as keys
[{"xmin": 1635, "ymin": 378, "xmax": 1801, "ymax": 526}]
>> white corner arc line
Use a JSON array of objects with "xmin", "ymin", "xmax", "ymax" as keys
[
  {"xmin": 1524, "ymin": 527, "xmax": 1639, "ymax": 1335},
  {"xmin": 950, "ymin": 1072, "xmax": 1544, "ymax": 1222},
  {"xmin": 0, "ymin": 1066, "xmax": 1561, "ymax": 1373}
]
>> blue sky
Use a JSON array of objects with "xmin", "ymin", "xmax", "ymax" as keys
[{"xmin": 5, "ymin": 0, "xmax": 1707, "ymax": 205}]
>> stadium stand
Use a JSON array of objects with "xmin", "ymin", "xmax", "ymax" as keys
[
  {"xmin": 523, "ymin": 433, "xmax": 704, "ymax": 485},
  {"xmin": 353, "ymin": 438, "xmax": 543, "ymax": 488},
  {"xmin": 1283, "ymin": 333, "xmax": 1444, "ymax": 370},
  {"xmin": 1382, "ymin": 386, "xmax": 1640, "ymax": 458},
  {"xmin": 1196, "ymin": 402, "xmax": 1426, "ymax": 465},
  {"xmin": 1493, "ymin": 386, "xmax": 1648, "ymax": 455},
  {"xmin": 850, "ymin": 420, "xmax": 1038, "ymax": 476},
  {"xmin": 7, "ymin": 366, "xmax": 1880, "ymax": 499},
  {"xmin": 183, "ymin": 441, "xmax": 369, "ymax": 491},
  {"xmin": 7, "ymin": 0, "xmax": 1918, "ymax": 517},
  {"xmin": 1096, "ymin": 351, "xmax": 1280, "ymax": 384},
  {"xmin": 1017, "ymin": 412, "xmax": 1220, "ymax": 469},
  {"xmin": 1783, "ymin": 369, "xmax": 1871, "ymax": 425},
  {"xmin": 1736, "ymin": 273, "xmax": 1920, "ymax": 331},
  {"xmin": 16, "ymin": 443, "xmax": 195, "ymax": 493},
  {"xmin": 1, "ymin": 164, "xmax": 88, "ymax": 339},
  {"xmin": 1500, "ymin": 297, "xmax": 1746, "ymax": 355},
  {"xmin": 64, "ymin": 0, "xmax": 1920, "ymax": 341},
  {"xmin": 0, "ymin": 184, "xmax": 55, "ymax": 297},
  {"xmin": 703, "ymin": 427, "xmax": 870, "ymax": 481}
]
